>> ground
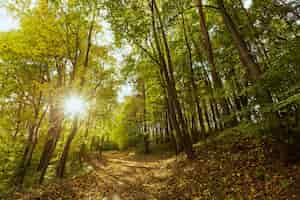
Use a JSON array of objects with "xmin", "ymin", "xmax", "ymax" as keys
[
  {"xmin": 9, "ymin": 131, "xmax": 300, "ymax": 200},
  {"xmin": 11, "ymin": 151, "xmax": 172, "ymax": 200}
]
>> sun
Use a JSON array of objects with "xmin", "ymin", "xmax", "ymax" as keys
[{"xmin": 64, "ymin": 95, "xmax": 88, "ymax": 118}]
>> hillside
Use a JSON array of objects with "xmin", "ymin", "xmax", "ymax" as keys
[{"xmin": 10, "ymin": 129, "xmax": 300, "ymax": 200}]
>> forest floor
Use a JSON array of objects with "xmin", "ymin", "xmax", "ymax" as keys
[{"xmin": 10, "ymin": 130, "xmax": 300, "ymax": 200}]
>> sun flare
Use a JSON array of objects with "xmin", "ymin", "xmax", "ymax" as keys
[{"xmin": 64, "ymin": 96, "xmax": 88, "ymax": 118}]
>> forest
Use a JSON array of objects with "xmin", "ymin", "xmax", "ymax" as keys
[{"xmin": 0, "ymin": 0, "xmax": 299, "ymax": 199}]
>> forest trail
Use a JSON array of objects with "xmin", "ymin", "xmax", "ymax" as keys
[
  {"xmin": 11, "ymin": 151, "xmax": 175, "ymax": 200},
  {"xmin": 87, "ymin": 151, "xmax": 173, "ymax": 200}
]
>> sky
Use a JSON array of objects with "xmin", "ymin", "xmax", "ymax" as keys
[
  {"xmin": 244, "ymin": 0, "xmax": 253, "ymax": 9},
  {"xmin": 0, "ymin": 6, "xmax": 19, "ymax": 31}
]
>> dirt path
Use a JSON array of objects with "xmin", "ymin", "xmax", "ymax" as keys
[
  {"xmin": 11, "ymin": 151, "xmax": 174, "ymax": 200},
  {"xmin": 88, "ymin": 151, "xmax": 173, "ymax": 200}
]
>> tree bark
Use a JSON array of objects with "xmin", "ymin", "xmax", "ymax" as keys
[
  {"xmin": 16, "ymin": 106, "xmax": 47, "ymax": 185},
  {"xmin": 217, "ymin": 0, "xmax": 262, "ymax": 81},
  {"xmin": 56, "ymin": 117, "xmax": 78, "ymax": 178},
  {"xmin": 38, "ymin": 104, "xmax": 63, "ymax": 183},
  {"xmin": 151, "ymin": 0, "xmax": 194, "ymax": 158},
  {"xmin": 195, "ymin": 0, "xmax": 230, "ymax": 125},
  {"xmin": 180, "ymin": 8, "xmax": 206, "ymax": 138}
]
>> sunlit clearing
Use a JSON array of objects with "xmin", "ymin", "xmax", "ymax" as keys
[{"xmin": 64, "ymin": 96, "xmax": 88, "ymax": 118}]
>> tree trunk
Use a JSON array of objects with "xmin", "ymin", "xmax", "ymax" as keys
[
  {"xmin": 56, "ymin": 117, "xmax": 79, "ymax": 178},
  {"xmin": 99, "ymin": 136, "xmax": 104, "ymax": 159},
  {"xmin": 156, "ymin": 125, "xmax": 160, "ymax": 144},
  {"xmin": 79, "ymin": 116, "xmax": 91, "ymax": 163},
  {"xmin": 142, "ymin": 81, "xmax": 150, "ymax": 153},
  {"xmin": 17, "ymin": 108, "xmax": 46, "ymax": 185},
  {"xmin": 180, "ymin": 9, "xmax": 206, "ymax": 138},
  {"xmin": 167, "ymin": 103, "xmax": 179, "ymax": 154},
  {"xmin": 209, "ymin": 99, "xmax": 218, "ymax": 131},
  {"xmin": 15, "ymin": 124, "xmax": 35, "ymax": 185},
  {"xmin": 165, "ymin": 111, "xmax": 171, "ymax": 142},
  {"xmin": 217, "ymin": 0, "xmax": 262, "ymax": 81},
  {"xmin": 151, "ymin": 0, "xmax": 194, "ymax": 158},
  {"xmin": 195, "ymin": 0, "xmax": 230, "ymax": 125},
  {"xmin": 38, "ymin": 105, "xmax": 63, "ymax": 183},
  {"xmin": 203, "ymin": 100, "xmax": 212, "ymax": 134}
]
